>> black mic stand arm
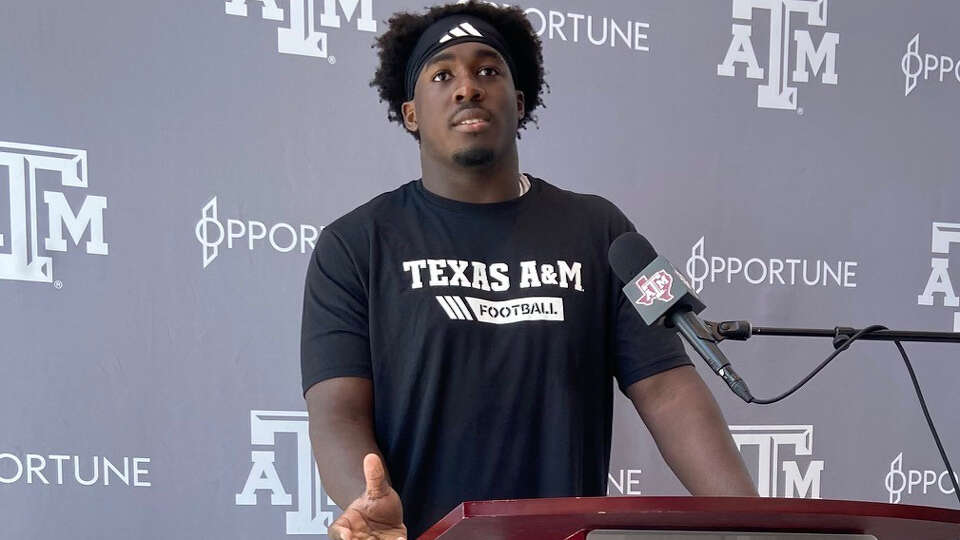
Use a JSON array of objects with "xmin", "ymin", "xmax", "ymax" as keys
[{"xmin": 703, "ymin": 319, "xmax": 960, "ymax": 507}]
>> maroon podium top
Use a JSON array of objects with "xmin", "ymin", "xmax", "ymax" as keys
[{"xmin": 419, "ymin": 496, "xmax": 960, "ymax": 540}]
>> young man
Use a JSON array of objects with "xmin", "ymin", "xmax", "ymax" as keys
[{"xmin": 301, "ymin": 3, "xmax": 757, "ymax": 539}]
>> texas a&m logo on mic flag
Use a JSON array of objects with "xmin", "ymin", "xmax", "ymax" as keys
[
  {"xmin": 622, "ymin": 256, "xmax": 704, "ymax": 326},
  {"xmin": 634, "ymin": 270, "xmax": 675, "ymax": 306}
]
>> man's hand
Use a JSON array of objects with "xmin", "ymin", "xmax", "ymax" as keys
[{"xmin": 328, "ymin": 454, "xmax": 407, "ymax": 540}]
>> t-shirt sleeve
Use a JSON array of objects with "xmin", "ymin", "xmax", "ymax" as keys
[
  {"xmin": 300, "ymin": 227, "xmax": 372, "ymax": 396},
  {"xmin": 612, "ymin": 290, "xmax": 693, "ymax": 393},
  {"xmin": 606, "ymin": 207, "xmax": 692, "ymax": 393}
]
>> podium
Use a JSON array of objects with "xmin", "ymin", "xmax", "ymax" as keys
[{"xmin": 418, "ymin": 496, "xmax": 960, "ymax": 539}]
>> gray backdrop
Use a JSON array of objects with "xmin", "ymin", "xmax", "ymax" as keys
[{"xmin": 1, "ymin": 0, "xmax": 958, "ymax": 538}]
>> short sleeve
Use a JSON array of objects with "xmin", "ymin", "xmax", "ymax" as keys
[
  {"xmin": 612, "ymin": 290, "xmax": 692, "ymax": 393},
  {"xmin": 606, "ymin": 208, "xmax": 692, "ymax": 393},
  {"xmin": 300, "ymin": 228, "xmax": 372, "ymax": 396}
]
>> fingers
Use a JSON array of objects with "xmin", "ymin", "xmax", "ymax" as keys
[
  {"xmin": 327, "ymin": 523, "xmax": 346, "ymax": 540},
  {"xmin": 363, "ymin": 453, "xmax": 388, "ymax": 498},
  {"xmin": 329, "ymin": 513, "xmax": 357, "ymax": 540}
]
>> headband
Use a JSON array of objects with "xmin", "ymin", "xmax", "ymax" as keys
[{"xmin": 404, "ymin": 14, "xmax": 519, "ymax": 101}]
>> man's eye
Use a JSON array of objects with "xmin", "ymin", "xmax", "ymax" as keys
[
  {"xmin": 432, "ymin": 71, "xmax": 450, "ymax": 82},
  {"xmin": 479, "ymin": 66, "xmax": 500, "ymax": 76}
]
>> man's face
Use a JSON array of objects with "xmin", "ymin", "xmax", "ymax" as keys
[{"xmin": 403, "ymin": 42, "xmax": 524, "ymax": 169}]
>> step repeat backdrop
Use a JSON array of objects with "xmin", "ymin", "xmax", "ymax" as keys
[{"xmin": 1, "ymin": 0, "xmax": 958, "ymax": 538}]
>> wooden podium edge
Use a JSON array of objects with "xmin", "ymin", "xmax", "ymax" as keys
[{"xmin": 418, "ymin": 496, "xmax": 960, "ymax": 540}]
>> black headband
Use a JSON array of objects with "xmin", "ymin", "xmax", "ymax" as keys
[{"xmin": 404, "ymin": 14, "xmax": 519, "ymax": 101}]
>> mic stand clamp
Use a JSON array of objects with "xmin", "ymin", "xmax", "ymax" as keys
[
  {"xmin": 704, "ymin": 320, "xmax": 751, "ymax": 343},
  {"xmin": 833, "ymin": 327, "xmax": 855, "ymax": 350}
]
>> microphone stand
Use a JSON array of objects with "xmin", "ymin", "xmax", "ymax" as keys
[
  {"xmin": 704, "ymin": 319, "xmax": 960, "ymax": 508},
  {"xmin": 703, "ymin": 320, "xmax": 960, "ymax": 347}
]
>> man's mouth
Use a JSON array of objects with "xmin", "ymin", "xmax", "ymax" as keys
[
  {"xmin": 451, "ymin": 108, "xmax": 492, "ymax": 132},
  {"xmin": 453, "ymin": 118, "xmax": 491, "ymax": 132}
]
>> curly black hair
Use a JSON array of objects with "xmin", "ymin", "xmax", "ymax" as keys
[{"xmin": 370, "ymin": 1, "xmax": 547, "ymax": 141}]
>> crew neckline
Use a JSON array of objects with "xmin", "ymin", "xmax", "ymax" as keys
[{"xmin": 414, "ymin": 173, "xmax": 541, "ymax": 216}]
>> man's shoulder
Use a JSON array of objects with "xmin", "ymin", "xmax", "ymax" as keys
[
  {"xmin": 531, "ymin": 175, "xmax": 631, "ymax": 226},
  {"xmin": 324, "ymin": 180, "xmax": 417, "ymax": 237},
  {"xmin": 312, "ymin": 180, "xmax": 417, "ymax": 260}
]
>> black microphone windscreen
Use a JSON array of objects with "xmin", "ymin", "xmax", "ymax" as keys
[{"xmin": 608, "ymin": 232, "xmax": 659, "ymax": 283}]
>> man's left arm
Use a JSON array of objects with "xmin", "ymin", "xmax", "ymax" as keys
[{"xmin": 626, "ymin": 365, "xmax": 758, "ymax": 496}]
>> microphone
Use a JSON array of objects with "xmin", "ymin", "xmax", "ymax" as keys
[{"xmin": 608, "ymin": 232, "xmax": 753, "ymax": 403}]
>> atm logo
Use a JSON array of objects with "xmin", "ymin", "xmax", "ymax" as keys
[
  {"xmin": 0, "ymin": 141, "xmax": 108, "ymax": 284},
  {"xmin": 236, "ymin": 411, "xmax": 339, "ymax": 535},
  {"xmin": 717, "ymin": 0, "xmax": 839, "ymax": 111},
  {"xmin": 917, "ymin": 222, "xmax": 960, "ymax": 331},
  {"xmin": 731, "ymin": 425, "xmax": 825, "ymax": 498},
  {"xmin": 225, "ymin": 0, "xmax": 376, "ymax": 62},
  {"xmin": 635, "ymin": 270, "xmax": 674, "ymax": 306}
]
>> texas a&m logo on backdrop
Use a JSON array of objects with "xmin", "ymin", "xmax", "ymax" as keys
[
  {"xmin": 0, "ymin": 141, "xmax": 108, "ymax": 285},
  {"xmin": 235, "ymin": 410, "xmax": 340, "ymax": 535},
  {"xmin": 225, "ymin": 0, "xmax": 376, "ymax": 62},
  {"xmin": 730, "ymin": 425, "xmax": 825, "ymax": 498},
  {"xmin": 717, "ymin": 0, "xmax": 839, "ymax": 111},
  {"xmin": 918, "ymin": 222, "xmax": 960, "ymax": 332}
]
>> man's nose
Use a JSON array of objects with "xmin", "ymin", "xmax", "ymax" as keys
[{"xmin": 454, "ymin": 78, "xmax": 485, "ymax": 102}]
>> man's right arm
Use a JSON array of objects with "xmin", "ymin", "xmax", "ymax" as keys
[
  {"xmin": 302, "ymin": 230, "xmax": 405, "ymax": 538},
  {"xmin": 306, "ymin": 376, "xmax": 388, "ymax": 507}
]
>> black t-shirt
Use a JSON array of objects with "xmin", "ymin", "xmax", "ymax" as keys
[{"xmin": 300, "ymin": 175, "xmax": 690, "ymax": 538}]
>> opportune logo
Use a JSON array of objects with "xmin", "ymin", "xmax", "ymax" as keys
[
  {"xmin": 0, "ymin": 141, "xmax": 108, "ymax": 284},
  {"xmin": 717, "ymin": 0, "xmax": 839, "ymax": 110},
  {"xmin": 607, "ymin": 468, "xmax": 643, "ymax": 496},
  {"xmin": 885, "ymin": 453, "xmax": 959, "ymax": 504},
  {"xmin": 0, "ymin": 451, "xmax": 149, "ymax": 487},
  {"xmin": 685, "ymin": 237, "xmax": 858, "ymax": 294},
  {"xmin": 225, "ymin": 0, "xmax": 376, "ymax": 61},
  {"xmin": 730, "ymin": 425, "xmax": 824, "ymax": 498},
  {"xmin": 195, "ymin": 196, "xmax": 323, "ymax": 268},
  {"xmin": 917, "ymin": 222, "xmax": 960, "ymax": 331},
  {"xmin": 902, "ymin": 34, "xmax": 960, "ymax": 97},
  {"xmin": 635, "ymin": 270, "xmax": 674, "ymax": 306},
  {"xmin": 462, "ymin": 1, "xmax": 650, "ymax": 52},
  {"xmin": 236, "ymin": 411, "xmax": 339, "ymax": 535}
]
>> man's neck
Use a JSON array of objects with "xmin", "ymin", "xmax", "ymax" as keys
[{"xmin": 420, "ymin": 147, "xmax": 521, "ymax": 204}]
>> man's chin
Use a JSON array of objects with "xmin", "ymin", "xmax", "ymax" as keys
[{"xmin": 452, "ymin": 147, "xmax": 496, "ymax": 168}]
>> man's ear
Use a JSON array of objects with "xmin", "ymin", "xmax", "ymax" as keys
[{"xmin": 402, "ymin": 100, "xmax": 419, "ymax": 133}]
